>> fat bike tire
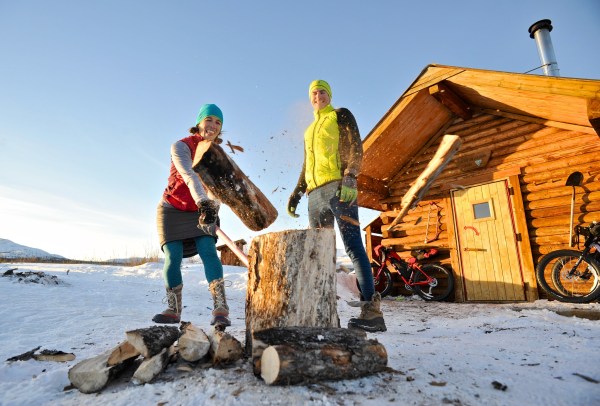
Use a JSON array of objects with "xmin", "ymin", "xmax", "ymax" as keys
[
  {"xmin": 536, "ymin": 249, "xmax": 600, "ymax": 303},
  {"xmin": 413, "ymin": 264, "xmax": 454, "ymax": 301},
  {"xmin": 356, "ymin": 264, "xmax": 394, "ymax": 298}
]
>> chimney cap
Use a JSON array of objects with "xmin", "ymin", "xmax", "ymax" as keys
[{"xmin": 529, "ymin": 19, "xmax": 553, "ymax": 39}]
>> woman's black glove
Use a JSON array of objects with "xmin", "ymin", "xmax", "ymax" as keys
[{"xmin": 198, "ymin": 200, "xmax": 218, "ymax": 225}]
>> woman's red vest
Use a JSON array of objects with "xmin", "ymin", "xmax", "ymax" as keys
[{"xmin": 162, "ymin": 135, "xmax": 203, "ymax": 212}]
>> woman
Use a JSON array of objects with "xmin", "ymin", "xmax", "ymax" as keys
[{"xmin": 153, "ymin": 103, "xmax": 230, "ymax": 329}]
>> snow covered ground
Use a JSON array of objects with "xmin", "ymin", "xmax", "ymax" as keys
[{"xmin": 1, "ymin": 260, "xmax": 599, "ymax": 406}]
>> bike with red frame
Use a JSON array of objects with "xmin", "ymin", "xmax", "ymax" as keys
[{"xmin": 363, "ymin": 245, "xmax": 455, "ymax": 301}]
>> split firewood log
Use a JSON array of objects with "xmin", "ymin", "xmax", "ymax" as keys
[
  {"xmin": 32, "ymin": 350, "xmax": 76, "ymax": 362},
  {"xmin": 208, "ymin": 328, "xmax": 243, "ymax": 365},
  {"xmin": 5, "ymin": 346, "xmax": 41, "ymax": 362},
  {"xmin": 178, "ymin": 322, "xmax": 210, "ymax": 362},
  {"xmin": 132, "ymin": 345, "xmax": 176, "ymax": 384},
  {"xmin": 125, "ymin": 326, "xmax": 180, "ymax": 358},
  {"xmin": 107, "ymin": 341, "xmax": 140, "ymax": 366},
  {"xmin": 67, "ymin": 343, "xmax": 138, "ymax": 394},
  {"xmin": 6, "ymin": 346, "xmax": 76, "ymax": 363}
]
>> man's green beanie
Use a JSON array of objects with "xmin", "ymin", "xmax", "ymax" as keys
[{"xmin": 308, "ymin": 80, "xmax": 332, "ymax": 100}]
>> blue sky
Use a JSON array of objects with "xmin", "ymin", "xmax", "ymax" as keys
[{"xmin": 1, "ymin": 0, "xmax": 599, "ymax": 260}]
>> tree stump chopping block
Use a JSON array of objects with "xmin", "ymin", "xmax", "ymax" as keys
[
  {"xmin": 192, "ymin": 140, "xmax": 278, "ymax": 231},
  {"xmin": 254, "ymin": 327, "xmax": 388, "ymax": 385},
  {"xmin": 245, "ymin": 228, "xmax": 340, "ymax": 355}
]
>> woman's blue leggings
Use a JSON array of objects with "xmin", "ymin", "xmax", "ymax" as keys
[{"xmin": 162, "ymin": 237, "xmax": 223, "ymax": 287}]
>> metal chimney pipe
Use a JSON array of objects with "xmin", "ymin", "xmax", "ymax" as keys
[{"xmin": 528, "ymin": 19, "xmax": 560, "ymax": 76}]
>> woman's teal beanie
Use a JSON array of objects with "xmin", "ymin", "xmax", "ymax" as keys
[{"xmin": 196, "ymin": 104, "xmax": 223, "ymax": 125}]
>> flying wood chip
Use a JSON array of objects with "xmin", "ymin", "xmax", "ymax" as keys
[
  {"xmin": 340, "ymin": 215, "xmax": 360, "ymax": 226},
  {"xmin": 226, "ymin": 140, "xmax": 244, "ymax": 154}
]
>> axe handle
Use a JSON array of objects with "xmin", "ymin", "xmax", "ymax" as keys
[{"xmin": 215, "ymin": 226, "xmax": 249, "ymax": 268}]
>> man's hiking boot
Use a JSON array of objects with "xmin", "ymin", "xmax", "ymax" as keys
[
  {"xmin": 152, "ymin": 284, "xmax": 183, "ymax": 324},
  {"xmin": 209, "ymin": 278, "xmax": 231, "ymax": 329},
  {"xmin": 348, "ymin": 291, "xmax": 387, "ymax": 332}
]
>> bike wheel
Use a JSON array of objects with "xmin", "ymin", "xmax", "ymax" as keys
[
  {"xmin": 412, "ymin": 264, "xmax": 455, "ymax": 301},
  {"xmin": 536, "ymin": 249, "xmax": 600, "ymax": 303},
  {"xmin": 356, "ymin": 264, "xmax": 394, "ymax": 298}
]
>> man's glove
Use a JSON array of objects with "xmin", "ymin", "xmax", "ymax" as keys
[
  {"xmin": 287, "ymin": 188, "xmax": 304, "ymax": 218},
  {"xmin": 198, "ymin": 199, "xmax": 218, "ymax": 226},
  {"xmin": 338, "ymin": 176, "xmax": 358, "ymax": 203}
]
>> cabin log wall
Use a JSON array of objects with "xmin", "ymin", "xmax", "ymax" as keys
[{"xmin": 375, "ymin": 112, "xmax": 600, "ymax": 301}]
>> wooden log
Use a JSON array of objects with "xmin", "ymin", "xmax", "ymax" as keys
[
  {"xmin": 527, "ymin": 200, "xmax": 600, "ymax": 219},
  {"xmin": 251, "ymin": 326, "xmax": 367, "ymax": 374},
  {"xmin": 245, "ymin": 229, "xmax": 340, "ymax": 355},
  {"xmin": 523, "ymin": 158, "xmax": 599, "ymax": 186},
  {"xmin": 524, "ymin": 181, "xmax": 600, "ymax": 202},
  {"xmin": 391, "ymin": 134, "xmax": 597, "ymax": 197},
  {"xmin": 107, "ymin": 341, "xmax": 140, "ymax": 366},
  {"xmin": 444, "ymin": 111, "xmax": 500, "ymax": 133},
  {"xmin": 192, "ymin": 140, "xmax": 278, "ymax": 231},
  {"xmin": 178, "ymin": 322, "xmax": 210, "ymax": 362},
  {"xmin": 132, "ymin": 345, "xmax": 176, "ymax": 384},
  {"xmin": 254, "ymin": 327, "xmax": 387, "ymax": 385},
  {"xmin": 208, "ymin": 329, "xmax": 243, "ymax": 365},
  {"xmin": 389, "ymin": 134, "xmax": 462, "ymax": 229},
  {"xmin": 68, "ymin": 344, "xmax": 138, "ymax": 394},
  {"xmin": 125, "ymin": 326, "xmax": 180, "ymax": 358}
]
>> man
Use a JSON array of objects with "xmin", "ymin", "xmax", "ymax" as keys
[{"xmin": 287, "ymin": 79, "xmax": 386, "ymax": 332}]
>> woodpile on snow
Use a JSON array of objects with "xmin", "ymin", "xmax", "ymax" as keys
[{"xmin": 68, "ymin": 324, "xmax": 243, "ymax": 393}]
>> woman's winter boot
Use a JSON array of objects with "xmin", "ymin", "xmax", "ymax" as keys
[
  {"xmin": 208, "ymin": 278, "xmax": 231, "ymax": 328},
  {"xmin": 152, "ymin": 284, "xmax": 183, "ymax": 324},
  {"xmin": 347, "ymin": 292, "xmax": 387, "ymax": 332}
]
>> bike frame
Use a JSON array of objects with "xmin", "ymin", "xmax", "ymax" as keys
[
  {"xmin": 567, "ymin": 225, "xmax": 600, "ymax": 276},
  {"xmin": 373, "ymin": 246, "xmax": 435, "ymax": 287}
]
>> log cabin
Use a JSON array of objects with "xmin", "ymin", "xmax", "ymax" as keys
[
  {"xmin": 358, "ymin": 64, "xmax": 600, "ymax": 302},
  {"xmin": 217, "ymin": 239, "xmax": 247, "ymax": 267}
]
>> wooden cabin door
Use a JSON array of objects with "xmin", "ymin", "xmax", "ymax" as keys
[{"xmin": 451, "ymin": 180, "xmax": 526, "ymax": 301}]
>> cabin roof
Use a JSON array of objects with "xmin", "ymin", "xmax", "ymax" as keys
[{"xmin": 358, "ymin": 64, "xmax": 600, "ymax": 210}]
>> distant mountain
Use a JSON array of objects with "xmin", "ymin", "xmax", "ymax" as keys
[{"xmin": 0, "ymin": 238, "xmax": 66, "ymax": 260}]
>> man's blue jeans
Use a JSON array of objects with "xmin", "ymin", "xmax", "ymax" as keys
[{"xmin": 308, "ymin": 181, "xmax": 375, "ymax": 301}]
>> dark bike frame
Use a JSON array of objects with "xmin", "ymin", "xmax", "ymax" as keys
[{"xmin": 368, "ymin": 245, "xmax": 454, "ymax": 301}]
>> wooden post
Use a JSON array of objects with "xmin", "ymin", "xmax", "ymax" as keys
[
  {"xmin": 245, "ymin": 229, "xmax": 340, "ymax": 355},
  {"xmin": 389, "ymin": 134, "xmax": 462, "ymax": 229}
]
